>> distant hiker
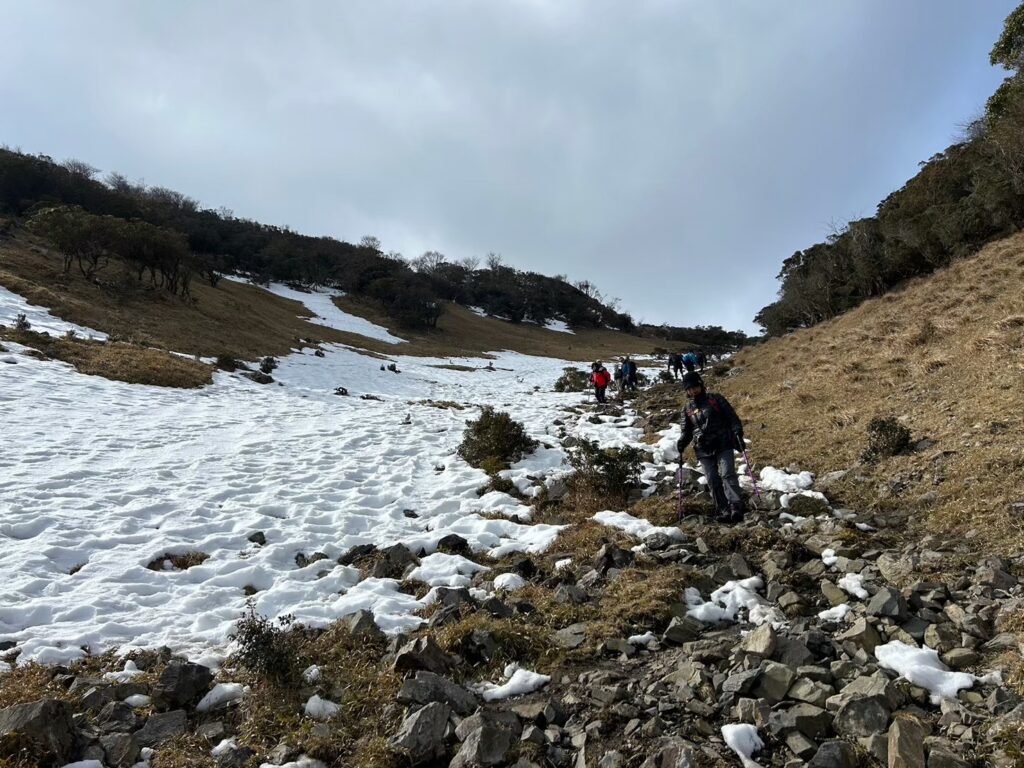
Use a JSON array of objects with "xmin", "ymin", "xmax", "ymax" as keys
[
  {"xmin": 668, "ymin": 352, "xmax": 682, "ymax": 380},
  {"xmin": 613, "ymin": 363, "xmax": 624, "ymax": 397},
  {"xmin": 591, "ymin": 361, "xmax": 611, "ymax": 404},
  {"xmin": 697, "ymin": 350, "xmax": 707, "ymax": 372},
  {"xmin": 675, "ymin": 371, "xmax": 747, "ymax": 523},
  {"xmin": 682, "ymin": 351, "xmax": 698, "ymax": 373},
  {"xmin": 622, "ymin": 356, "xmax": 638, "ymax": 392}
]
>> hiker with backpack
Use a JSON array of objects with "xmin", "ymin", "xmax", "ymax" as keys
[
  {"xmin": 675, "ymin": 371, "xmax": 747, "ymax": 523},
  {"xmin": 591, "ymin": 361, "xmax": 611, "ymax": 404},
  {"xmin": 667, "ymin": 352, "xmax": 682, "ymax": 380},
  {"xmin": 682, "ymin": 351, "xmax": 698, "ymax": 373},
  {"xmin": 613, "ymin": 363, "xmax": 624, "ymax": 398},
  {"xmin": 622, "ymin": 356, "xmax": 638, "ymax": 392},
  {"xmin": 697, "ymin": 350, "xmax": 707, "ymax": 372}
]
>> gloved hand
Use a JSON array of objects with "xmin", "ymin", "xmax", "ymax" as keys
[{"xmin": 676, "ymin": 438, "xmax": 689, "ymax": 456}]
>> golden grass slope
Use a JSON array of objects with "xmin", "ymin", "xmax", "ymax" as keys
[
  {"xmin": 0, "ymin": 231, "xmax": 656, "ymax": 364},
  {"xmin": 719, "ymin": 233, "xmax": 1024, "ymax": 557}
]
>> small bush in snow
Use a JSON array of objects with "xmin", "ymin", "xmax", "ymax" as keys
[
  {"xmin": 568, "ymin": 439, "xmax": 644, "ymax": 502},
  {"xmin": 13, "ymin": 313, "xmax": 30, "ymax": 332},
  {"xmin": 863, "ymin": 416, "xmax": 912, "ymax": 461},
  {"xmin": 229, "ymin": 603, "xmax": 303, "ymax": 685},
  {"xmin": 215, "ymin": 355, "xmax": 241, "ymax": 372},
  {"xmin": 259, "ymin": 356, "xmax": 278, "ymax": 374},
  {"xmin": 458, "ymin": 407, "xmax": 537, "ymax": 471},
  {"xmin": 553, "ymin": 367, "xmax": 590, "ymax": 392}
]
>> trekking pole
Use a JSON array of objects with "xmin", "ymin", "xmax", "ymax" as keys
[
  {"xmin": 676, "ymin": 466, "xmax": 684, "ymax": 522},
  {"xmin": 742, "ymin": 449, "xmax": 762, "ymax": 500}
]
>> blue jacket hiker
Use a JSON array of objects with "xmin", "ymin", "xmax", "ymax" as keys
[{"xmin": 675, "ymin": 371, "xmax": 746, "ymax": 523}]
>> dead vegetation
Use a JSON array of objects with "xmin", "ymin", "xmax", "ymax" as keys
[
  {"xmin": 718, "ymin": 232, "xmax": 1024, "ymax": 556},
  {"xmin": 0, "ymin": 328, "xmax": 212, "ymax": 388}
]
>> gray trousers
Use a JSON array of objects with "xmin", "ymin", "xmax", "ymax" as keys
[{"xmin": 699, "ymin": 448, "xmax": 744, "ymax": 513}]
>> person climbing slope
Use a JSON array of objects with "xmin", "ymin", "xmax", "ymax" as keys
[
  {"xmin": 682, "ymin": 351, "xmax": 698, "ymax": 373},
  {"xmin": 613, "ymin": 363, "xmax": 624, "ymax": 400},
  {"xmin": 675, "ymin": 371, "xmax": 747, "ymax": 523},
  {"xmin": 622, "ymin": 356, "xmax": 638, "ymax": 393},
  {"xmin": 591, "ymin": 361, "xmax": 611, "ymax": 404},
  {"xmin": 667, "ymin": 352, "xmax": 682, "ymax": 380},
  {"xmin": 697, "ymin": 350, "xmax": 707, "ymax": 372}
]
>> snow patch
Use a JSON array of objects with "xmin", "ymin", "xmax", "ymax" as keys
[
  {"xmin": 721, "ymin": 723, "xmax": 764, "ymax": 767},
  {"xmin": 759, "ymin": 467, "xmax": 814, "ymax": 493},
  {"xmin": 304, "ymin": 694, "xmax": 340, "ymax": 720},
  {"xmin": 592, "ymin": 510, "xmax": 684, "ymax": 541},
  {"xmin": 685, "ymin": 577, "xmax": 786, "ymax": 629},
  {"xmin": 876, "ymin": 641, "xmax": 989, "ymax": 704},
  {"xmin": 493, "ymin": 573, "xmax": 527, "ymax": 592},
  {"xmin": 472, "ymin": 664, "xmax": 551, "ymax": 701},
  {"xmin": 196, "ymin": 682, "xmax": 246, "ymax": 712},
  {"xmin": 838, "ymin": 573, "xmax": 868, "ymax": 600}
]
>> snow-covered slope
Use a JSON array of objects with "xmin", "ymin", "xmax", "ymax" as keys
[{"xmin": 0, "ymin": 285, "xmax": 646, "ymax": 665}]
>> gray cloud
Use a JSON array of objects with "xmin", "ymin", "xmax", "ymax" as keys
[{"xmin": 0, "ymin": 1, "xmax": 1015, "ymax": 331}]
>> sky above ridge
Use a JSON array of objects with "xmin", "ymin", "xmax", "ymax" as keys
[{"xmin": 0, "ymin": 1, "xmax": 1016, "ymax": 332}]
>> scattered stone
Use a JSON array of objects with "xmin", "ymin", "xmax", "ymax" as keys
[
  {"xmin": 807, "ymin": 740, "xmax": 858, "ymax": 768},
  {"xmin": 397, "ymin": 671, "xmax": 479, "ymax": 715},
  {"xmin": 888, "ymin": 714, "xmax": 927, "ymax": 768},
  {"xmin": 0, "ymin": 699, "xmax": 78, "ymax": 764},
  {"xmin": 452, "ymin": 711, "xmax": 522, "ymax": 768},
  {"xmin": 388, "ymin": 701, "xmax": 450, "ymax": 765},
  {"xmin": 101, "ymin": 733, "xmax": 140, "ymax": 768},
  {"xmin": 867, "ymin": 587, "xmax": 909, "ymax": 621},
  {"xmin": 553, "ymin": 623, "xmax": 588, "ymax": 649},
  {"xmin": 553, "ymin": 584, "xmax": 588, "ymax": 605},
  {"xmin": 835, "ymin": 618, "xmax": 882, "ymax": 654},
  {"xmin": 153, "ymin": 660, "xmax": 213, "ymax": 709},
  {"xmin": 345, "ymin": 609, "xmax": 385, "ymax": 640},
  {"xmin": 740, "ymin": 623, "xmax": 777, "ymax": 657},
  {"xmin": 436, "ymin": 534, "xmax": 472, "ymax": 556},
  {"xmin": 753, "ymin": 662, "xmax": 796, "ymax": 703},
  {"xmin": 662, "ymin": 616, "xmax": 703, "ymax": 644},
  {"xmin": 593, "ymin": 544, "xmax": 634, "ymax": 574},
  {"xmin": 135, "ymin": 709, "xmax": 188, "ymax": 747},
  {"xmin": 393, "ymin": 636, "xmax": 458, "ymax": 676},
  {"xmin": 834, "ymin": 695, "xmax": 891, "ymax": 737},
  {"xmin": 247, "ymin": 531, "xmax": 266, "ymax": 546}
]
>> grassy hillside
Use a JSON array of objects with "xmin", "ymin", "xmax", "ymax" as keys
[
  {"xmin": 720, "ymin": 232, "xmax": 1024, "ymax": 557},
  {"xmin": 0, "ymin": 231, "xmax": 657, "ymax": 363}
]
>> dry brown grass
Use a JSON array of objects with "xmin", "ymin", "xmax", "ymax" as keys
[
  {"xmin": 0, "ymin": 233, "xmax": 359, "ymax": 359},
  {"xmin": 1, "ymin": 230, "xmax": 658, "ymax": 364},
  {"xmin": 0, "ymin": 329, "xmax": 212, "ymax": 388},
  {"xmin": 720, "ymin": 232, "xmax": 1024, "ymax": 556}
]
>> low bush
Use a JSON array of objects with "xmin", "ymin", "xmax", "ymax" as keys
[
  {"xmin": 457, "ymin": 407, "xmax": 537, "ymax": 470},
  {"xmin": 229, "ymin": 603, "xmax": 304, "ymax": 685},
  {"xmin": 13, "ymin": 313, "xmax": 30, "ymax": 331},
  {"xmin": 862, "ymin": 416, "xmax": 912, "ymax": 461},
  {"xmin": 553, "ymin": 367, "xmax": 590, "ymax": 392},
  {"xmin": 567, "ymin": 439, "xmax": 644, "ymax": 504},
  {"xmin": 259, "ymin": 356, "xmax": 278, "ymax": 374}
]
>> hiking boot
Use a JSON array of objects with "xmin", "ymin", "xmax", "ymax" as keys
[{"xmin": 727, "ymin": 506, "xmax": 746, "ymax": 524}]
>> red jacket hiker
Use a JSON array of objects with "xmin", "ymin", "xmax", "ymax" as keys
[{"xmin": 591, "ymin": 363, "xmax": 611, "ymax": 404}]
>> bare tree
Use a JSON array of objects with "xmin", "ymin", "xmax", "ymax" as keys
[
  {"xmin": 412, "ymin": 250, "xmax": 446, "ymax": 273},
  {"xmin": 359, "ymin": 235, "xmax": 382, "ymax": 252},
  {"xmin": 459, "ymin": 256, "xmax": 480, "ymax": 271},
  {"xmin": 485, "ymin": 252, "xmax": 503, "ymax": 270},
  {"xmin": 62, "ymin": 158, "xmax": 99, "ymax": 178},
  {"xmin": 573, "ymin": 279, "xmax": 603, "ymax": 302}
]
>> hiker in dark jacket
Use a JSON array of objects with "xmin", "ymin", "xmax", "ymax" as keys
[
  {"xmin": 675, "ymin": 371, "xmax": 746, "ymax": 522},
  {"xmin": 667, "ymin": 352, "xmax": 682, "ymax": 380},
  {"xmin": 591, "ymin": 361, "xmax": 611, "ymax": 404},
  {"xmin": 622, "ymin": 356, "xmax": 638, "ymax": 392},
  {"xmin": 697, "ymin": 350, "xmax": 707, "ymax": 372}
]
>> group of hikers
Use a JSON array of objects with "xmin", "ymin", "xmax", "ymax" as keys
[
  {"xmin": 588, "ymin": 357, "xmax": 637, "ymax": 403},
  {"xmin": 666, "ymin": 349, "xmax": 707, "ymax": 379},
  {"xmin": 587, "ymin": 355, "xmax": 747, "ymax": 524}
]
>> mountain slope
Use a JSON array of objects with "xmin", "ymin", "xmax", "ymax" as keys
[
  {"xmin": 720, "ymin": 232, "xmax": 1024, "ymax": 556},
  {"xmin": 0, "ymin": 230, "xmax": 656, "ymax": 363}
]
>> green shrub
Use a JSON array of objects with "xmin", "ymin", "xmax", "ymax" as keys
[
  {"xmin": 554, "ymin": 367, "xmax": 590, "ymax": 392},
  {"xmin": 458, "ymin": 407, "xmax": 537, "ymax": 470},
  {"xmin": 229, "ymin": 603, "xmax": 304, "ymax": 685},
  {"xmin": 568, "ymin": 439, "xmax": 644, "ymax": 503},
  {"xmin": 863, "ymin": 416, "xmax": 912, "ymax": 461}
]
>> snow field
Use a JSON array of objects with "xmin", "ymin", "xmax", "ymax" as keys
[{"xmin": 0, "ymin": 284, "xmax": 663, "ymax": 664}]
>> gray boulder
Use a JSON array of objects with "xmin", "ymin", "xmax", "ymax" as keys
[
  {"xmin": 393, "ymin": 636, "xmax": 458, "ymax": 675},
  {"xmin": 0, "ymin": 699, "xmax": 78, "ymax": 764},
  {"xmin": 388, "ymin": 701, "xmax": 450, "ymax": 765},
  {"xmin": 153, "ymin": 660, "xmax": 213, "ymax": 709},
  {"xmin": 134, "ymin": 709, "xmax": 187, "ymax": 747},
  {"xmin": 397, "ymin": 671, "xmax": 479, "ymax": 715},
  {"xmin": 807, "ymin": 740, "xmax": 858, "ymax": 768}
]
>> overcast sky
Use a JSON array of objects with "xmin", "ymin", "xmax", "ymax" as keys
[{"xmin": 0, "ymin": 2, "xmax": 1015, "ymax": 331}]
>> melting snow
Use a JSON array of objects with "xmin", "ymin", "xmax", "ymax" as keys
[
  {"xmin": 685, "ymin": 577, "xmax": 786, "ymax": 629},
  {"xmin": 876, "ymin": 641, "xmax": 998, "ymax": 704},
  {"xmin": 592, "ymin": 510, "xmax": 684, "ymax": 541},
  {"xmin": 821, "ymin": 548, "xmax": 838, "ymax": 567},
  {"xmin": 472, "ymin": 663, "xmax": 551, "ymax": 701},
  {"xmin": 817, "ymin": 603, "xmax": 852, "ymax": 622},
  {"xmin": 493, "ymin": 573, "xmax": 527, "ymax": 591},
  {"xmin": 261, "ymin": 281, "xmax": 405, "ymax": 344},
  {"xmin": 304, "ymin": 694, "xmax": 340, "ymax": 720},
  {"xmin": 196, "ymin": 682, "xmax": 246, "ymax": 712},
  {"xmin": 758, "ymin": 467, "xmax": 814, "ymax": 493},
  {"xmin": 721, "ymin": 723, "xmax": 764, "ymax": 767},
  {"xmin": 838, "ymin": 573, "xmax": 869, "ymax": 600}
]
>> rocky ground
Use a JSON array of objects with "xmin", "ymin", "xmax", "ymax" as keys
[{"xmin": 2, "ymin": 389, "xmax": 1023, "ymax": 768}]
